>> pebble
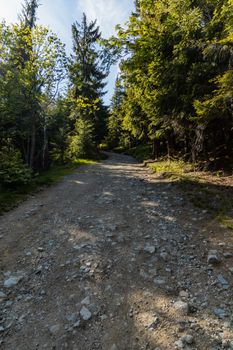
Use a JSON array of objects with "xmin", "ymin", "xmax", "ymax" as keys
[
  {"xmin": 110, "ymin": 345, "xmax": 118, "ymax": 350},
  {"xmin": 179, "ymin": 291, "xmax": 189, "ymax": 301},
  {"xmin": 182, "ymin": 334, "xmax": 194, "ymax": 344},
  {"xmin": 144, "ymin": 244, "xmax": 156, "ymax": 254},
  {"xmin": 174, "ymin": 301, "xmax": 189, "ymax": 316},
  {"xmin": 224, "ymin": 252, "xmax": 233, "ymax": 258},
  {"xmin": 80, "ymin": 306, "xmax": 92, "ymax": 321},
  {"xmin": 73, "ymin": 320, "xmax": 81, "ymax": 328},
  {"xmin": 175, "ymin": 339, "xmax": 184, "ymax": 349},
  {"xmin": 213, "ymin": 308, "xmax": 226, "ymax": 319},
  {"xmin": 66, "ymin": 314, "xmax": 78, "ymax": 323},
  {"xmin": 217, "ymin": 275, "xmax": 229, "ymax": 289},
  {"xmin": 0, "ymin": 291, "xmax": 6, "ymax": 301},
  {"xmin": 208, "ymin": 250, "xmax": 220, "ymax": 265},
  {"xmin": 49, "ymin": 324, "xmax": 60, "ymax": 335},
  {"xmin": 160, "ymin": 252, "xmax": 168, "ymax": 261},
  {"xmin": 154, "ymin": 278, "xmax": 166, "ymax": 286},
  {"xmin": 81, "ymin": 296, "xmax": 91, "ymax": 305},
  {"xmin": 4, "ymin": 276, "xmax": 23, "ymax": 288}
]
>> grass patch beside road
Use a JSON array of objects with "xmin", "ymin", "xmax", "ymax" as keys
[
  {"xmin": 149, "ymin": 159, "xmax": 193, "ymax": 175},
  {"xmin": 121, "ymin": 144, "xmax": 233, "ymax": 230},
  {"xmin": 0, "ymin": 159, "xmax": 95, "ymax": 215},
  {"xmin": 147, "ymin": 159, "xmax": 233, "ymax": 230}
]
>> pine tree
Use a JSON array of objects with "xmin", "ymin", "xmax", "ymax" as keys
[
  {"xmin": 68, "ymin": 13, "xmax": 108, "ymax": 158},
  {"xmin": 107, "ymin": 76, "xmax": 125, "ymax": 148},
  {"xmin": 19, "ymin": 0, "xmax": 39, "ymax": 29}
]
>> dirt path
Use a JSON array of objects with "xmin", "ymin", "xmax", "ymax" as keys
[{"xmin": 0, "ymin": 153, "xmax": 233, "ymax": 350}]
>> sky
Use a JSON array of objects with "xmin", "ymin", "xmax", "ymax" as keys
[{"xmin": 0, "ymin": 0, "xmax": 134, "ymax": 104}]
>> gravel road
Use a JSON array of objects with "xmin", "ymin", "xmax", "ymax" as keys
[{"xmin": 0, "ymin": 153, "xmax": 233, "ymax": 350}]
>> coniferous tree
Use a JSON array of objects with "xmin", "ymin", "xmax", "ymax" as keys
[
  {"xmin": 105, "ymin": 0, "xmax": 233, "ymax": 168},
  {"xmin": 107, "ymin": 76, "xmax": 125, "ymax": 148},
  {"xmin": 19, "ymin": 0, "xmax": 39, "ymax": 29},
  {"xmin": 68, "ymin": 13, "xmax": 108, "ymax": 158}
]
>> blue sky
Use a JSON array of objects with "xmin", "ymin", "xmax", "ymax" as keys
[{"xmin": 0, "ymin": 0, "xmax": 134, "ymax": 104}]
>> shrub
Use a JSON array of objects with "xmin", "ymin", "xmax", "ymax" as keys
[
  {"xmin": 68, "ymin": 118, "xmax": 96, "ymax": 159},
  {"xmin": 0, "ymin": 147, "xmax": 32, "ymax": 187}
]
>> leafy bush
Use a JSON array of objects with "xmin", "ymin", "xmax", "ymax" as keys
[{"xmin": 0, "ymin": 147, "xmax": 32, "ymax": 187}]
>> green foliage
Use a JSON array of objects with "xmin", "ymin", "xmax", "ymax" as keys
[
  {"xmin": 104, "ymin": 0, "xmax": 233, "ymax": 168},
  {"xmin": 0, "ymin": 3, "xmax": 67, "ymax": 171},
  {"xmin": 68, "ymin": 14, "xmax": 108, "ymax": 158},
  {"xmin": 0, "ymin": 147, "xmax": 32, "ymax": 186},
  {"xmin": 68, "ymin": 118, "xmax": 96, "ymax": 159},
  {"xmin": 149, "ymin": 159, "xmax": 193, "ymax": 174},
  {"xmin": 106, "ymin": 76, "xmax": 125, "ymax": 148}
]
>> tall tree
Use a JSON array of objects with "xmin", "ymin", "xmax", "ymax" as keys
[
  {"xmin": 19, "ymin": 0, "xmax": 39, "ymax": 29},
  {"xmin": 107, "ymin": 76, "xmax": 125, "ymax": 148},
  {"xmin": 14, "ymin": 0, "xmax": 66, "ymax": 168},
  {"xmin": 68, "ymin": 13, "xmax": 108, "ymax": 158},
  {"xmin": 0, "ymin": 0, "xmax": 66, "ymax": 173},
  {"xmin": 105, "ymin": 0, "xmax": 233, "ymax": 167}
]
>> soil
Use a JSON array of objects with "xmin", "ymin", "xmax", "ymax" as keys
[{"xmin": 0, "ymin": 153, "xmax": 233, "ymax": 350}]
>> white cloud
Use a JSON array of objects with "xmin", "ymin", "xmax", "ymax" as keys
[
  {"xmin": 0, "ymin": 0, "xmax": 21, "ymax": 23},
  {"xmin": 76, "ymin": 0, "xmax": 133, "ymax": 38},
  {"xmin": 0, "ymin": 0, "xmax": 134, "ymax": 103}
]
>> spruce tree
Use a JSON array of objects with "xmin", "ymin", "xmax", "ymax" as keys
[{"xmin": 68, "ymin": 13, "xmax": 107, "ymax": 158}]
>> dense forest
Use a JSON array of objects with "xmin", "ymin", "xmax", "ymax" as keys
[
  {"xmin": 0, "ymin": 0, "xmax": 233, "ymax": 190},
  {"xmin": 106, "ymin": 0, "xmax": 233, "ymax": 169},
  {"xmin": 0, "ymin": 0, "xmax": 108, "ymax": 188}
]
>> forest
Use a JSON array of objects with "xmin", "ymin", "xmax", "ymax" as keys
[
  {"xmin": 0, "ymin": 0, "xmax": 233, "ymax": 192},
  {"xmin": 107, "ymin": 0, "xmax": 233, "ymax": 170}
]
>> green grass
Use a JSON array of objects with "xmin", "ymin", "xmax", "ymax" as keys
[
  {"xmin": 121, "ymin": 144, "xmax": 233, "ymax": 229},
  {"xmin": 0, "ymin": 159, "xmax": 95, "ymax": 215},
  {"xmin": 149, "ymin": 159, "xmax": 193, "ymax": 175},
  {"xmin": 144, "ymin": 156, "xmax": 233, "ymax": 229}
]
